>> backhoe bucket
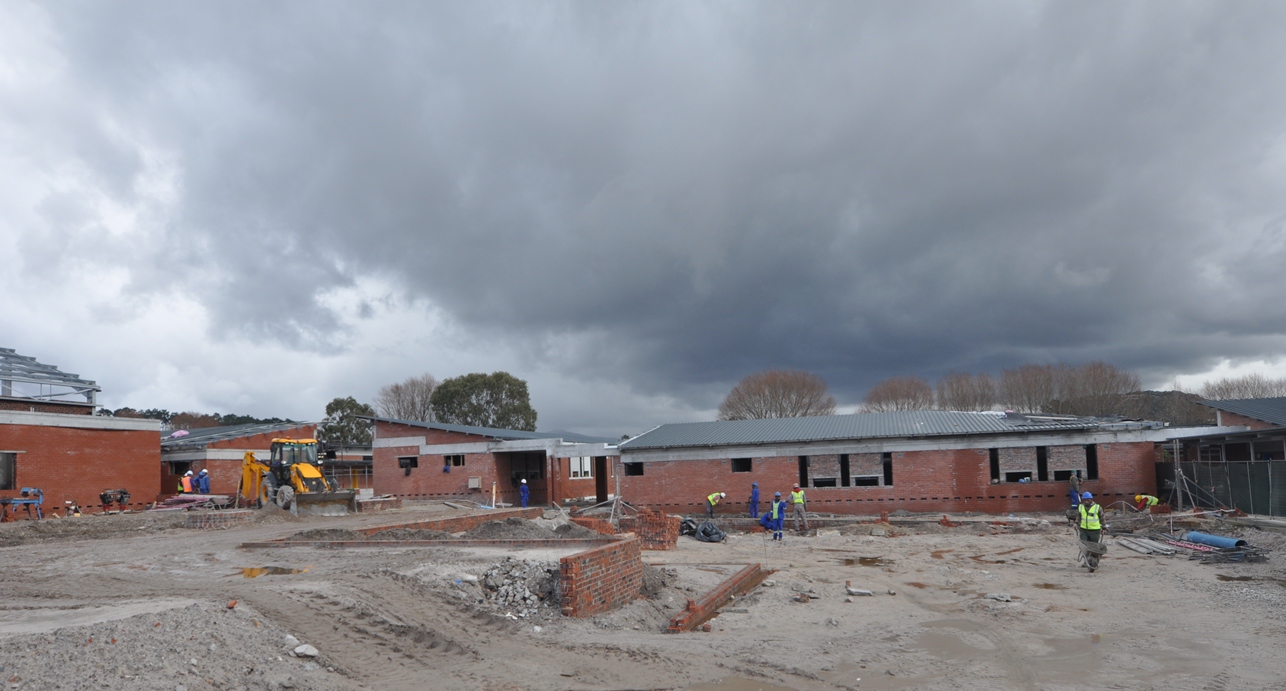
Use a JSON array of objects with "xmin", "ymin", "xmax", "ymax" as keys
[{"xmin": 290, "ymin": 489, "xmax": 358, "ymax": 516}]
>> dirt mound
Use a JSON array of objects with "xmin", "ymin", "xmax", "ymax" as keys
[
  {"xmin": 641, "ymin": 565, "xmax": 677, "ymax": 599},
  {"xmin": 554, "ymin": 522, "xmax": 603, "ymax": 539},
  {"xmin": 285, "ymin": 528, "xmax": 363, "ymax": 542},
  {"xmin": 463, "ymin": 517, "xmax": 558, "ymax": 540},
  {"xmin": 0, "ymin": 512, "xmax": 187, "ymax": 547},
  {"xmin": 365, "ymin": 528, "xmax": 454, "ymax": 541}
]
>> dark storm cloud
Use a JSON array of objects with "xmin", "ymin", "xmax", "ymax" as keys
[{"xmin": 26, "ymin": 2, "xmax": 1286, "ymax": 413}]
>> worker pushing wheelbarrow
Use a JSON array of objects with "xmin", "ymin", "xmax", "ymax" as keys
[{"xmin": 1075, "ymin": 491, "xmax": 1107, "ymax": 572}]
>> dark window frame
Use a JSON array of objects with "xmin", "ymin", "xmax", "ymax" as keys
[
  {"xmin": 731, "ymin": 457, "xmax": 752, "ymax": 473},
  {"xmin": 623, "ymin": 462, "xmax": 644, "ymax": 476}
]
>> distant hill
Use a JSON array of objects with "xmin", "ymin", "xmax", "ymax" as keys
[{"xmin": 1047, "ymin": 390, "xmax": 1215, "ymax": 427}]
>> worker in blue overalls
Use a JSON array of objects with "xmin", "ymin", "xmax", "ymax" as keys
[
  {"xmin": 519, "ymin": 479, "xmax": 530, "ymax": 508},
  {"xmin": 748, "ymin": 482, "xmax": 760, "ymax": 519},
  {"xmin": 759, "ymin": 492, "xmax": 786, "ymax": 541}
]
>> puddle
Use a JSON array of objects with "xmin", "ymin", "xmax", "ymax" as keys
[
  {"xmin": 237, "ymin": 566, "xmax": 308, "ymax": 578},
  {"xmin": 0, "ymin": 599, "xmax": 196, "ymax": 636},
  {"xmin": 930, "ymin": 549, "xmax": 953, "ymax": 559},
  {"xmin": 1033, "ymin": 583, "xmax": 1069, "ymax": 590},
  {"xmin": 685, "ymin": 677, "xmax": 798, "ymax": 691},
  {"xmin": 842, "ymin": 556, "xmax": 892, "ymax": 567}
]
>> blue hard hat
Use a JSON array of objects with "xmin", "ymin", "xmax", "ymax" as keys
[
  {"xmin": 774, "ymin": 491, "xmax": 781, "ymax": 497},
  {"xmin": 1081, "ymin": 491, "xmax": 1093, "ymax": 500},
  {"xmin": 752, "ymin": 482, "xmax": 758, "ymax": 486}
]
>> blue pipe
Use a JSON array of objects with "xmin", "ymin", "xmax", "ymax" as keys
[{"xmin": 1183, "ymin": 531, "xmax": 1247, "ymax": 549}]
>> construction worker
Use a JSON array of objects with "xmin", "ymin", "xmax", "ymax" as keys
[
  {"xmin": 197, "ymin": 469, "xmax": 210, "ymax": 494},
  {"xmin": 748, "ymin": 482, "xmax": 760, "ymax": 519},
  {"xmin": 759, "ymin": 491, "xmax": 786, "ymax": 541},
  {"xmin": 1078, "ymin": 492, "xmax": 1102, "ymax": 543},
  {"xmin": 1135, "ymin": 494, "xmax": 1159, "ymax": 512},
  {"xmin": 519, "ymin": 479, "xmax": 530, "ymax": 508},
  {"xmin": 706, "ymin": 491, "xmax": 725, "ymax": 519},
  {"xmin": 180, "ymin": 470, "xmax": 194, "ymax": 494},
  {"xmin": 790, "ymin": 483, "xmax": 809, "ymax": 533}
]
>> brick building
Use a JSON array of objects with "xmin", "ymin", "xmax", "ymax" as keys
[
  {"xmin": 1197, "ymin": 397, "xmax": 1286, "ymax": 430},
  {"xmin": 617, "ymin": 411, "xmax": 1217, "ymax": 516},
  {"xmin": 1, "ymin": 348, "xmax": 160, "ymax": 513},
  {"xmin": 367, "ymin": 417, "xmax": 617, "ymax": 506},
  {"xmin": 160, "ymin": 422, "xmax": 319, "ymax": 496}
]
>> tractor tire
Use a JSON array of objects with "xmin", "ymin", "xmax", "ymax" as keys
[
  {"xmin": 276, "ymin": 484, "xmax": 295, "ymax": 510},
  {"xmin": 260, "ymin": 477, "xmax": 278, "ymax": 510}
]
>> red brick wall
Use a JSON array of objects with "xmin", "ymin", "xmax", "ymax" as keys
[
  {"xmin": 0, "ymin": 422, "xmax": 160, "ymax": 512},
  {"xmin": 622, "ymin": 509, "xmax": 680, "ymax": 550},
  {"xmin": 553, "ymin": 456, "xmax": 612, "ymax": 502},
  {"xmin": 618, "ymin": 441, "xmax": 1159, "ymax": 515},
  {"xmin": 1216, "ymin": 411, "xmax": 1277, "ymax": 430},
  {"xmin": 559, "ymin": 536, "xmax": 643, "ymax": 617},
  {"xmin": 206, "ymin": 424, "xmax": 319, "ymax": 450},
  {"xmin": 570, "ymin": 516, "xmax": 617, "ymax": 535},
  {"xmin": 0, "ymin": 399, "xmax": 93, "ymax": 415},
  {"xmin": 371, "ymin": 421, "xmax": 547, "ymax": 505}
]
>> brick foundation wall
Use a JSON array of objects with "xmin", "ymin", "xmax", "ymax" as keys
[
  {"xmin": 570, "ymin": 516, "xmax": 617, "ymax": 536},
  {"xmin": 619, "ymin": 441, "xmax": 1159, "ymax": 516},
  {"xmin": 559, "ymin": 536, "xmax": 643, "ymax": 617},
  {"xmin": 0, "ymin": 421, "xmax": 160, "ymax": 512},
  {"xmin": 624, "ymin": 509, "xmax": 680, "ymax": 550},
  {"xmin": 356, "ymin": 506, "xmax": 543, "ymax": 536}
]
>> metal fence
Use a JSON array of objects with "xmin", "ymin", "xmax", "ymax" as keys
[{"xmin": 1178, "ymin": 461, "xmax": 1286, "ymax": 517}]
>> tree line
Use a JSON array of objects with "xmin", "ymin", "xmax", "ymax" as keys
[{"xmin": 863, "ymin": 362, "xmax": 1143, "ymax": 415}]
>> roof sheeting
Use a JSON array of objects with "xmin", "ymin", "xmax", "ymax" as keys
[
  {"xmin": 160, "ymin": 422, "xmax": 313, "ymax": 450},
  {"xmin": 365, "ymin": 416, "xmax": 614, "ymax": 445},
  {"xmin": 0, "ymin": 347, "xmax": 100, "ymax": 403},
  {"xmin": 1198, "ymin": 397, "xmax": 1286, "ymax": 427},
  {"xmin": 619, "ymin": 410, "xmax": 1161, "ymax": 450}
]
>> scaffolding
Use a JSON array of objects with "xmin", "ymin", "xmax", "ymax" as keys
[
  {"xmin": 1168, "ymin": 429, "xmax": 1286, "ymax": 517},
  {"xmin": 0, "ymin": 347, "xmax": 100, "ymax": 404}
]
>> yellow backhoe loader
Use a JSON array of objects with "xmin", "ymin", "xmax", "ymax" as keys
[{"xmin": 236, "ymin": 438, "xmax": 357, "ymax": 516}]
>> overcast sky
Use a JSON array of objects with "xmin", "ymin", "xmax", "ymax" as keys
[{"xmin": 4, "ymin": 2, "xmax": 1286, "ymax": 436}]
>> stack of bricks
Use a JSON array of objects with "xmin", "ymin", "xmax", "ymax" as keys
[
  {"xmin": 569, "ymin": 516, "xmax": 617, "ymax": 536},
  {"xmin": 559, "ymin": 536, "xmax": 643, "ymax": 617},
  {"xmin": 624, "ymin": 509, "xmax": 680, "ymax": 550}
]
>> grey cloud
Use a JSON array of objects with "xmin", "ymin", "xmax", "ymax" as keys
[{"xmin": 13, "ymin": 2, "xmax": 1286, "ymax": 424}]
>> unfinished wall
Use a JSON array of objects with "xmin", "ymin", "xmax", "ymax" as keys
[
  {"xmin": 807, "ymin": 454, "xmax": 841, "ymax": 485},
  {"xmin": 618, "ymin": 440, "xmax": 1160, "ymax": 516},
  {"xmin": 371, "ymin": 421, "xmax": 544, "ymax": 506},
  {"xmin": 559, "ymin": 536, "xmax": 643, "ymax": 617},
  {"xmin": 355, "ymin": 506, "xmax": 543, "ymax": 536},
  {"xmin": 571, "ymin": 509, "xmax": 681, "ymax": 550}
]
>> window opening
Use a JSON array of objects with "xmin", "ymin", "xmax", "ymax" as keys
[
  {"xmin": 882, "ymin": 452, "xmax": 894, "ymax": 486},
  {"xmin": 444, "ymin": 454, "xmax": 465, "ymax": 467},
  {"xmin": 1005, "ymin": 471, "xmax": 1033, "ymax": 483},
  {"xmin": 1036, "ymin": 446, "xmax": 1049, "ymax": 482},
  {"xmin": 0, "ymin": 452, "xmax": 15, "ymax": 490},
  {"xmin": 989, "ymin": 449, "xmax": 1000, "ymax": 482},
  {"xmin": 1085, "ymin": 444, "xmax": 1099, "ymax": 480},
  {"xmin": 731, "ymin": 458, "xmax": 752, "ymax": 473},
  {"xmin": 798, "ymin": 456, "xmax": 809, "ymax": 487},
  {"xmin": 839, "ymin": 454, "xmax": 851, "ymax": 487},
  {"xmin": 852, "ymin": 476, "xmax": 880, "ymax": 487},
  {"xmin": 812, "ymin": 478, "xmax": 837, "ymax": 488},
  {"xmin": 624, "ymin": 462, "xmax": 644, "ymax": 476},
  {"xmin": 570, "ymin": 456, "xmax": 594, "ymax": 478},
  {"xmin": 398, "ymin": 456, "xmax": 418, "ymax": 476}
]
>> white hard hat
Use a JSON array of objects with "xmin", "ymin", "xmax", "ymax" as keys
[
  {"xmin": 184, "ymin": 470, "xmax": 193, "ymax": 476},
  {"xmin": 521, "ymin": 479, "xmax": 527, "ymax": 484},
  {"xmin": 199, "ymin": 468, "xmax": 207, "ymax": 474},
  {"xmin": 719, "ymin": 492, "xmax": 726, "ymax": 498}
]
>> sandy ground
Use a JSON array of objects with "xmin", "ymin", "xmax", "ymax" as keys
[{"xmin": 2, "ymin": 503, "xmax": 1286, "ymax": 691}]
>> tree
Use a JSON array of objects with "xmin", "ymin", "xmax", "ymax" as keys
[
  {"xmin": 1000, "ymin": 362, "xmax": 1140, "ymax": 415},
  {"xmin": 375, "ymin": 373, "xmax": 438, "ymax": 421},
  {"xmin": 430, "ymin": 372, "xmax": 537, "ymax": 431},
  {"xmin": 1200, "ymin": 373, "xmax": 1286, "ymax": 400},
  {"xmin": 317, "ymin": 396, "xmax": 375, "ymax": 446},
  {"xmin": 998, "ymin": 364, "xmax": 1059, "ymax": 413},
  {"xmin": 935, "ymin": 372, "xmax": 996, "ymax": 411},
  {"xmin": 717, "ymin": 370, "xmax": 837, "ymax": 420},
  {"xmin": 170, "ymin": 411, "xmax": 221, "ymax": 429},
  {"xmin": 862, "ymin": 376, "xmax": 934, "ymax": 412}
]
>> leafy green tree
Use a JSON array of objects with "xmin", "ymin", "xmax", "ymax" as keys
[
  {"xmin": 429, "ymin": 372, "xmax": 537, "ymax": 431},
  {"xmin": 317, "ymin": 396, "xmax": 375, "ymax": 446}
]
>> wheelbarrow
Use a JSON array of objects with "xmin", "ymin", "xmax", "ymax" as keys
[{"xmin": 1077, "ymin": 539, "xmax": 1107, "ymax": 572}]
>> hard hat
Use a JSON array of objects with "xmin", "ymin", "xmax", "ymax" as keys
[
  {"xmin": 521, "ymin": 479, "xmax": 527, "ymax": 484},
  {"xmin": 1134, "ymin": 494, "xmax": 1142, "ymax": 502},
  {"xmin": 185, "ymin": 470, "xmax": 193, "ymax": 476},
  {"xmin": 793, "ymin": 483, "xmax": 800, "ymax": 488},
  {"xmin": 719, "ymin": 492, "xmax": 726, "ymax": 498},
  {"xmin": 775, "ymin": 492, "xmax": 782, "ymax": 497},
  {"xmin": 200, "ymin": 469, "xmax": 208, "ymax": 474},
  {"xmin": 752, "ymin": 482, "xmax": 758, "ymax": 486},
  {"xmin": 1082, "ymin": 491, "xmax": 1093, "ymax": 500}
]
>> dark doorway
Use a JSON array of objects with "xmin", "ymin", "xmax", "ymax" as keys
[
  {"xmin": 882, "ymin": 452, "xmax": 894, "ymax": 486},
  {"xmin": 1085, "ymin": 444, "xmax": 1099, "ymax": 480},
  {"xmin": 798, "ymin": 456, "xmax": 809, "ymax": 487},
  {"xmin": 594, "ymin": 456, "xmax": 608, "ymax": 503},
  {"xmin": 839, "ymin": 454, "xmax": 851, "ymax": 487},
  {"xmin": 1036, "ymin": 446, "xmax": 1049, "ymax": 482}
]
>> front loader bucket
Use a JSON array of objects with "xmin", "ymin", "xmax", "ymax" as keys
[{"xmin": 290, "ymin": 490, "xmax": 358, "ymax": 517}]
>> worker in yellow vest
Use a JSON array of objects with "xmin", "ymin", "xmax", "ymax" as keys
[
  {"xmin": 790, "ymin": 483, "xmax": 809, "ymax": 533},
  {"xmin": 1078, "ymin": 492, "xmax": 1102, "ymax": 543},
  {"xmin": 758, "ymin": 491, "xmax": 786, "ymax": 541},
  {"xmin": 1134, "ymin": 494, "xmax": 1160, "ymax": 512},
  {"xmin": 706, "ymin": 492, "xmax": 725, "ymax": 519}
]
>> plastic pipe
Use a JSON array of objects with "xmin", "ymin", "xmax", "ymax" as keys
[{"xmin": 1182, "ymin": 531, "xmax": 1247, "ymax": 549}]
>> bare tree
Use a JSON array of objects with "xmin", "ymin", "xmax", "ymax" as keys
[
  {"xmin": 863, "ymin": 376, "xmax": 935, "ymax": 412},
  {"xmin": 999, "ymin": 365, "xmax": 1058, "ymax": 413},
  {"xmin": 1200, "ymin": 373, "xmax": 1286, "ymax": 400},
  {"xmin": 1001, "ymin": 362, "xmax": 1140, "ymax": 415},
  {"xmin": 718, "ymin": 370, "xmax": 837, "ymax": 420},
  {"xmin": 375, "ymin": 373, "xmax": 438, "ymax": 421},
  {"xmin": 935, "ymin": 372, "xmax": 996, "ymax": 411}
]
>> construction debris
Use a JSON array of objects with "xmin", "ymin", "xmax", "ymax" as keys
[{"xmin": 480, "ymin": 557, "xmax": 558, "ymax": 619}]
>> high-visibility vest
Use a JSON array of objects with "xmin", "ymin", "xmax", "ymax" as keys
[
  {"xmin": 1141, "ymin": 495, "xmax": 1159, "ymax": 507},
  {"xmin": 1079, "ymin": 503, "xmax": 1102, "ymax": 531},
  {"xmin": 181, "ymin": 476, "xmax": 192, "ymax": 493},
  {"xmin": 707, "ymin": 493, "xmax": 721, "ymax": 506},
  {"xmin": 771, "ymin": 500, "xmax": 785, "ymax": 519},
  {"xmin": 790, "ymin": 490, "xmax": 806, "ymax": 505}
]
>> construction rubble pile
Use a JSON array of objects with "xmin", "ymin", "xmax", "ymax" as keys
[{"xmin": 480, "ymin": 557, "xmax": 558, "ymax": 619}]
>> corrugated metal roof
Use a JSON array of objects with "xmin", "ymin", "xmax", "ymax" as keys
[
  {"xmin": 619, "ymin": 411, "xmax": 1159, "ymax": 450},
  {"xmin": 365, "ymin": 416, "xmax": 613, "ymax": 445},
  {"xmin": 1199, "ymin": 397, "xmax": 1286, "ymax": 427},
  {"xmin": 160, "ymin": 422, "xmax": 313, "ymax": 450}
]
